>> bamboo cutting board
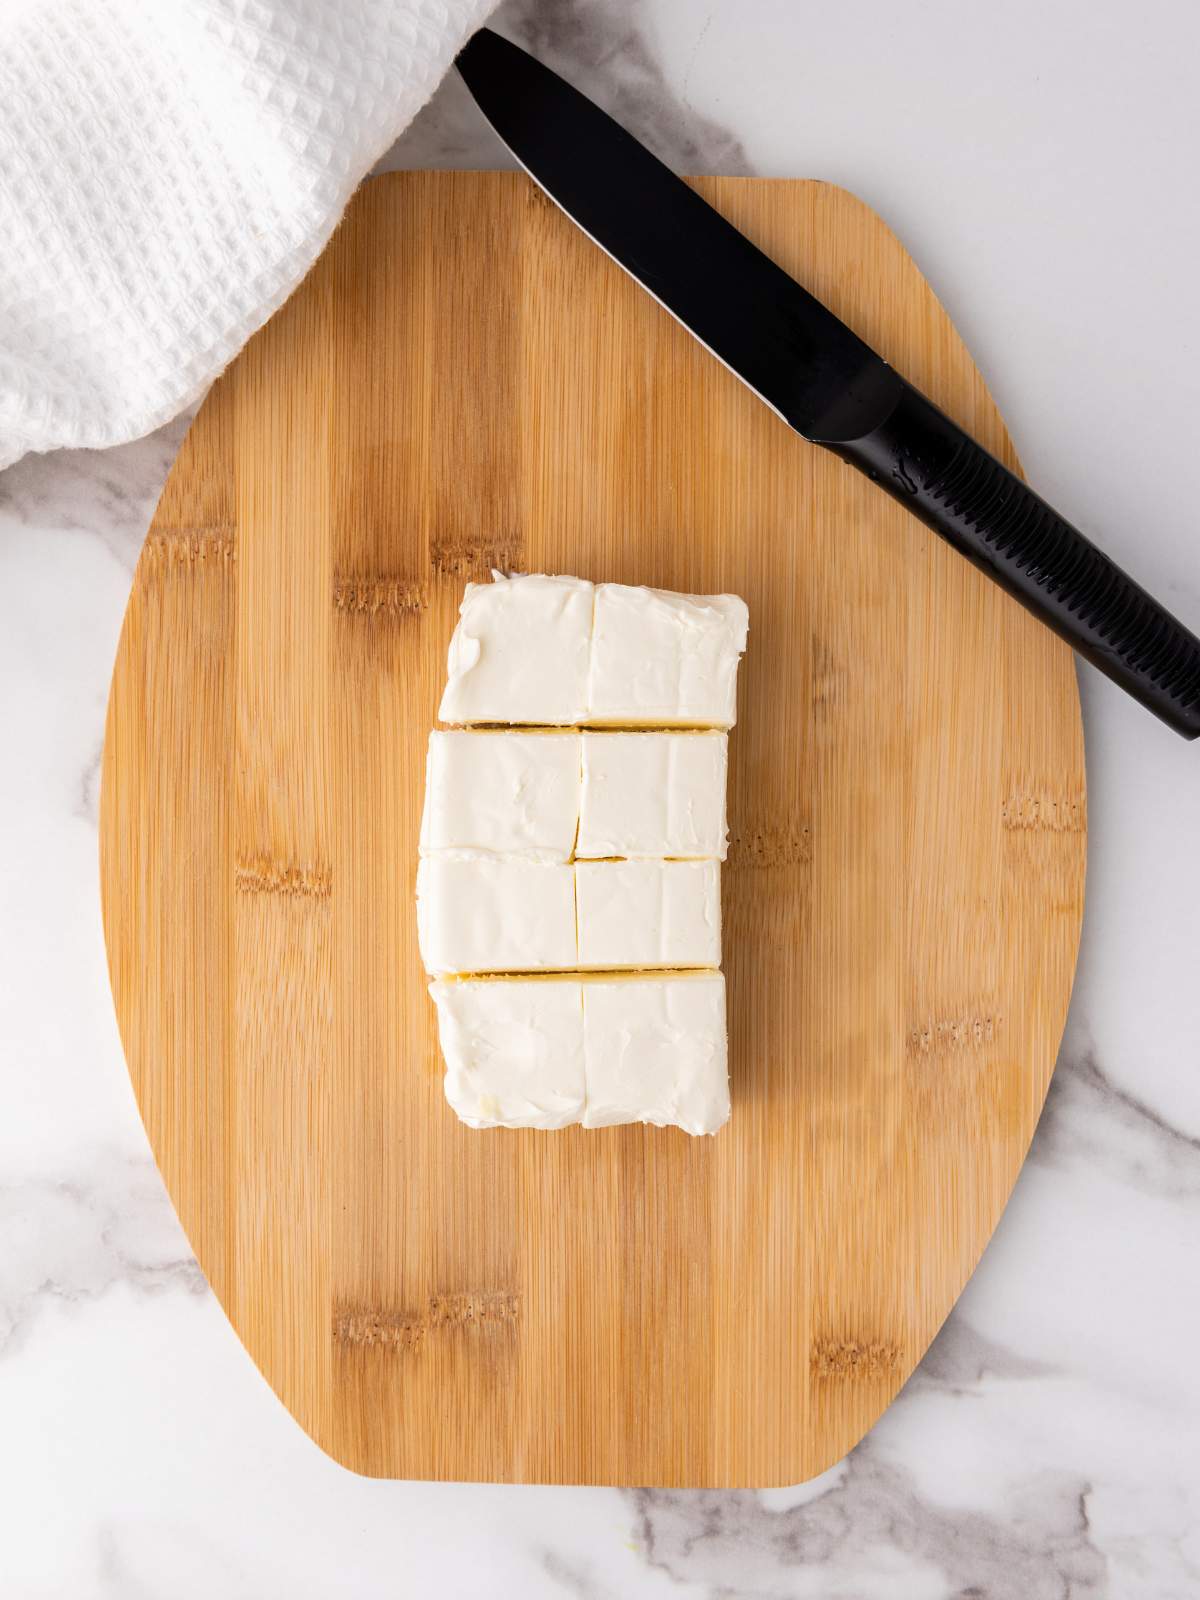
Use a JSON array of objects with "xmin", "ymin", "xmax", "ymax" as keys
[{"xmin": 100, "ymin": 171, "xmax": 1086, "ymax": 1486}]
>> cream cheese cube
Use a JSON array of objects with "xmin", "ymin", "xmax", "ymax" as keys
[
  {"xmin": 430, "ymin": 978, "xmax": 586, "ymax": 1129},
  {"xmin": 416, "ymin": 858, "xmax": 577, "ymax": 976},
  {"xmin": 438, "ymin": 573, "xmax": 594, "ymax": 726},
  {"xmin": 419, "ymin": 730, "xmax": 581, "ymax": 862},
  {"xmin": 581, "ymin": 973, "xmax": 729, "ymax": 1134},
  {"xmin": 588, "ymin": 584, "xmax": 749, "ymax": 728},
  {"xmin": 576, "ymin": 732, "xmax": 728, "ymax": 860},
  {"xmin": 575, "ymin": 860, "xmax": 721, "ymax": 970}
]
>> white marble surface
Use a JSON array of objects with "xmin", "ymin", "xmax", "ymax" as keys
[{"xmin": 2, "ymin": 1, "xmax": 1199, "ymax": 1594}]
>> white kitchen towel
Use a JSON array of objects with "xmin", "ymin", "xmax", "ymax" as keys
[{"xmin": 0, "ymin": 0, "xmax": 498, "ymax": 471}]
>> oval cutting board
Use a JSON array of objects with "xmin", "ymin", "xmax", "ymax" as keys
[{"xmin": 100, "ymin": 171, "xmax": 1086, "ymax": 1487}]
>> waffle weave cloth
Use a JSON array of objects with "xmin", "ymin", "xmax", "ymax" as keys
[{"xmin": 0, "ymin": 0, "xmax": 497, "ymax": 469}]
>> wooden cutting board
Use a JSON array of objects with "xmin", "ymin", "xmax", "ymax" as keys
[{"xmin": 100, "ymin": 171, "xmax": 1086, "ymax": 1487}]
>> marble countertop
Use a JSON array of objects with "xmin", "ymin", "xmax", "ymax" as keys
[{"xmin": 2, "ymin": 1, "xmax": 1198, "ymax": 1594}]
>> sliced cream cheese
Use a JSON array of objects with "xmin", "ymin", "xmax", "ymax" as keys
[
  {"xmin": 429, "ymin": 973, "xmax": 728, "ymax": 1134},
  {"xmin": 430, "ymin": 977, "xmax": 586, "ymax": 1129},
  {"xmin": 437, "ymin": 571, "xmax": 749, "ymax": 728},
  {"xmin": 424, "ymin": 572, "xmax": 747, "ymax": 1137},
  {"xmin": 419, "ymin": 730, "xmax": 582, "ymax": 862},
  {"xmin": 576, "ymin": 731, "xmax": 728, "ymax": 860},
  {"xmin": 581, "ymin": 973, "xmax": 729, "ymax": 1134},
  {"xmin": 438, "ymin": 573, "xmax": 594, "ymax": 726},
  {"xmin": 416, "ymin": 857, "xmax": 577, "ymax": 976},
  {"xmin": 587, "ymin": 584, "xmax": 749, "ymax": 728},
  {"xmin": 575, "ymin": 859, "xmax": 721, "ymax": 970}
]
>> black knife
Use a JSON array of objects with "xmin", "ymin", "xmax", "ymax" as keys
[{"xmin": 455, "ymin": 27, "xmax": 1200, "ymax": 739}]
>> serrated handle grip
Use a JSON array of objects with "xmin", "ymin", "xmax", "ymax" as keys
[{"xmin": 830, "ymin": 382, "xmax": 1200, "ymax": 738}]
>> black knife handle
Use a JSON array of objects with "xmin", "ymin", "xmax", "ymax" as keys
[{"xmin": 826, "ymin": 382, "xmax": 1200, "ymax": 738}]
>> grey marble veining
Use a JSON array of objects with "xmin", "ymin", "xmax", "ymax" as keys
[
  {"xmin": 0, "ymin": 1156, "xmax": 205, "ymax": 1359},
  {"xmin": 911, "ymin": 1316, "xmax": 1062, "ymax": 1393},
  {"xmin": 1034, "ymin": 1040, "xmax": 1200, "ymax": 1204},
  {"xmin": 0, "ymin": 411, "xmax": 191, "ymax": 577},
  {"xmin": 628, "ymin": 1463, "xmax": 1108, "ymax": 1600},
  {"xmin": 380, "ymin": 0, "xmax": 752, "ymax": 175},
  {"xmin": 500, "ymin": 0, "xmax": 752, "ymax": 173},
  {"xmin": 2, "ymin": 0, "xmax": 1199, "ymax": 1595}
]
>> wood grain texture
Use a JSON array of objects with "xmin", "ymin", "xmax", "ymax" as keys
[{"xmin": 99, "ymin": 171, "xmax": 1086, "ymax": 1486}]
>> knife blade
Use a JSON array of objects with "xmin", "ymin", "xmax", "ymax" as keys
[{"xmin": 456, "ymin": 27, "xmax": 1200, "ymax": 739}]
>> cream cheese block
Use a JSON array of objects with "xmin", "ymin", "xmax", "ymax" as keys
[
  {"xmin": 576, "ymin": 731, "xmax": 728, "ymax": 860},
  {"xmin": 416, "ymin": 857, "xmax": 577, "ymax": 976},
  {"xmin": 438, "ymin": 573, "xmax": 593, "ymax": 726},
  {"xmin": 423, "ymin": 572, "xmax": 747, "ymax": 1137},
  {"xmin": 430, "ymin": 978, "xmax": 586, "ymax": 1130},
  {"xmin": 419, "ymin": 730, "xmax": 582, "ymax": 862},
  {"xmin": 429, "ymin": 974, "xmax": 729, "ymax": 1135},
  {"xmin": 587, "ymin": 584, "xmax": 749, "ymax": 728},
  {"xmin": 575, "ymin": 860, "xmax": 721, "ymax": 970},
  {"xmin": 581, "ymin": 973, "xmax": 729, "ymax": 1134}
]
